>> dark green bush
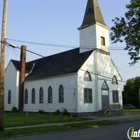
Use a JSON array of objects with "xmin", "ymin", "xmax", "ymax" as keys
[
  {"xmin": 63, "ymin": 108, "xmax": 68, "ymax": 115},
  {"xmin": 38, "ymin": 110, "xmax": 45, "ymax": 114},
  {"xmin": 54, "ymin": 109, "xmax": 61, "ymax": 114},
  {"xmin": 11, "ymin": 106, "xmax": 18, "ymax": 112}
]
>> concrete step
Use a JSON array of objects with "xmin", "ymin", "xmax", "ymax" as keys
[{"xmin": 105, "ymin": 110, "xmax": 124, "ymax": 117}]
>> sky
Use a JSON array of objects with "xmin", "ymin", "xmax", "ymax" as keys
[{"xmin": 0, "ymin": 0, "xmax": 140, "ymax": 83}]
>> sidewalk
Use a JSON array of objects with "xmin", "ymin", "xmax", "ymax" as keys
[
  {"xmin": 93, "ymin": 113, "xmax": 140, "ymax": 122},
  {"xmin": 5, "ymin": 114, "xmax": 140, "ymax": 130}
]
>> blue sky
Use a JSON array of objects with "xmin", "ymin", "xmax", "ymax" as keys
[{"xmin": 0, "ymin": 0, "xmax": 140, "ymax": 82}]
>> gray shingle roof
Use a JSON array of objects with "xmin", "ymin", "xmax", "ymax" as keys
[
  {"xmin": 11, "ymin": 60, "xmax": 20, "ymax": 70},
  {"xmin": 12, "ymin": 48, "xmax": 93, "ymax": 81},
  {"xmin": 79, "ymin": 0, "xmax": 106, "ymax": 29},
  {"xmin": 11, "ymin": 60, "xmax": 35, "ymax": 73}
]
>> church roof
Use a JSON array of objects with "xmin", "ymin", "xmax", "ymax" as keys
[
  {"xmin": 79, "ymin": 0, "xmax": 106, "ymax": 29},
  {"xmin": 11, "ymin": 60, "xmax": 20, "ymax": 70},
  {"xmin": 11, "ymin": 60, "xmax": 35, "ymax": 73},
  {"xmin": 11, "ymin": 48, "xmax": 93, "ymax": 81}
]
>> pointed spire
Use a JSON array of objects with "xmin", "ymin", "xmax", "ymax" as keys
[{"xmin": 79, "ymin": 0, "xmax": 106, "ymax": 29}]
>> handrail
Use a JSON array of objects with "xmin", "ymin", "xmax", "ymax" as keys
[
  {"xmin": 102, "ymin": 104, "xmax": 124, "ymax": 115},
  {"xmin": 103, "ymin": 104, "xmax": 109, "ymax": 114},
  {"xmin": 119, "ymin": 104, "xmax": 124, "ymax": 111}
]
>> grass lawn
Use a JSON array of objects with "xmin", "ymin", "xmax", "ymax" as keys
[
  {"xmin": 124, "ymin": 109, "xmax": 140, "ymax": 114},
  {"xmin": 4, "ymin": 112, "xmax": 92, "ymax": 128},
  {"xmin": 0, "ymin": 120, "xmax": 118, "ymax": 138},
  {"xmin": 1, "ymin": 110, "xmax": 139, "ymax": 138}
]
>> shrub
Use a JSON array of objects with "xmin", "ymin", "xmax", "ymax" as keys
[
  {"xmin": 63, "ymin": 108, "xmax": 68, "ymax": 115},
  {"xmin": 54, "ymin": 109, "xmax": 61, "ymax": 114},
  {"xmin": 38, "ymin": 110, "xmax": 45, "ymax": 114},
  {"xmin": 11, "ymin": 106, "xmax": 18, "ymax": 112}
]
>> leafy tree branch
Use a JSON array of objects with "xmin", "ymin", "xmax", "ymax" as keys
[{"xmin": 110, "ymin": 0, "xmax": 140, "ymax": 65}]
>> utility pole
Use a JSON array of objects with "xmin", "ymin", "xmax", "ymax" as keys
[
  {"xmin": 19, "ymin": 45, "xmax": 26, "ymax": 111},
  {"xmin": 139, "ymin": 87, "xmax": 140, "ymax": 108},
  {"xmin": 0, "ymin": 0, "xmax": 8, "ymax": 132}
]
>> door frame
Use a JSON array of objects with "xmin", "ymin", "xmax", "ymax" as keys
[{"xmin": 101, "ymin": 80, "xmax": 109, "ymax": 109}]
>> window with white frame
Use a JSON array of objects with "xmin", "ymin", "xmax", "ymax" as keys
[
  {"xmin": 32, "ymin": 88, "xmax": 35, "ymax": 104},
  {"xmin": 39, "ymin": 87, "xmax": 44, "ymax": 103},
  {"xmin": 48, "ymin": 86, "xmax": 52, "ymax": 103},
  {"xmin": 8, "ymin": 90, "xmax": 11, "ymax": 104},
  {"xmin": 59, "ymin": 85, "xmax": 64, "ymax": 103},
  {"xmin": 84, "ymin": 88, "xmax": 92, "ymax": 103},
  {"xmin": 24, "ymin": 89, "xmax": 28, "ymax": 104},
  {"xmin": 112, "ymin": 90, "xmax": 119, "ymax": 103}
]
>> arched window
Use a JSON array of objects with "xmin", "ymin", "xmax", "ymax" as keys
[
  {"xmin": 24, "ymin": 89, "xmax": 28, "ymax": 104},
  {"xmin": 32, "ymin": 88, "xmax": 35, "ymax": 104},
  {"xmin": 48, "ymin": 86, "xmax": 52, "ymax": 103},
  {"xmin": 39, "ymin": 87, "xmax": 44, "ymax": 103},
  {"xmin": 112, "ymin": 76, "xmax": 118, "ymax": 85},
  {"xmin": 8, "ymin": 90, "xmax": 11, "ymax": 104},
  {"xmin": 59, "ymin": 85, "xmax": 64, "ymax": 103},
  {"xmin": 84, "ymin": 71, "xmax": 92, "ymax": 81}
]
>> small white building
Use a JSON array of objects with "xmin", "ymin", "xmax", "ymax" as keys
[{"xmin": 5, "ymin": 0, "xmax": 123, "ymax": 115}]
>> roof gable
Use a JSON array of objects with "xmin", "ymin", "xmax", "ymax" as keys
[
  {"xmin": 11, "ymin": 60, "xmax": 20, "ymax": 70},
  {"xmin": 11, "ymin": 60, "xmax": 34, "ymax": 73}
]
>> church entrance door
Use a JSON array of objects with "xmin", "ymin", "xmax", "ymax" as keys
[{"xmin": 101, "ymin": 81, "xmax": 109, "ymax": 109}]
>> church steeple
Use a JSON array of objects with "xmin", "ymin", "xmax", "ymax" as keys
[
  {"xmin": 79, "ymin": 0, "xmax": 110, "ymax": 53},
  {"xmin": 79, "ymin": 0, "xmax": 106, "ymax": 29}
]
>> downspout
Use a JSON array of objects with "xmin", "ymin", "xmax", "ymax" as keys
[{"xmin": 19, "ymin": 45, "xmax": 26, "ymax": 111}]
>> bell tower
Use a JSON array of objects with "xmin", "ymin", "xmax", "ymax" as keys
[{"xmin": 78, "ymin": 0, "xmax": 110, "ymax": 53}]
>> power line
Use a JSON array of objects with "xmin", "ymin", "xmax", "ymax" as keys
[
  {"xmin": 16, "ymin": 46, "xmax": 45, "ymax": 58},
  {"xmin": 6, "ymin": 44, "xmax": 77, "ymax": 91},
  {"xmin": 6, "ymin": 38, "xmax": 76, "ymax": 49},
  {"xmin": 5, "ymin": 38, "xmax": 126, "ymax": 50},
  {"xmin": 121, "ymin": 66, "xmax": 140, "ymax": 74},
  {"xmin": 7, "ymin": 46, "xmax": 20, "ymax": 58},
  {"xmin": 6, "ymin": 41, "xmax": 140, "ymax": 82},
  {"xmin": 6, "ymin": 43, "xmax": 125, "ymax": 83}
]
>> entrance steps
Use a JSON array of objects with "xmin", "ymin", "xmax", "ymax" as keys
[{"xmin": 102, "ymin": 104, "xmax": 124, "ymax": 117}]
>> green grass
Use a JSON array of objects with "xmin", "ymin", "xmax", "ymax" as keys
[
  {"xmin": 124, "ymin": 109, "xmax": 140, "ymax": 112},
  {"xmin": 4, "ymin": 112, "xmax": 92, "ymax": 128},
  {"xmin": 64, "ymin": 120, "xmax": 118, "ymax": 129},
  {"xmin": 0, "ymin": 120, "xmax": 118, "ymax": 138},
  {"xmin": 124, "ymin": 109, "xmax": 140, "ymax": 114},
  {"xmin": 0, "ymin": 112, "xmax": 127, "ymax": 138}
]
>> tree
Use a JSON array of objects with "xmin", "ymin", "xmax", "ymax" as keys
[
  {"xmin": 123, "ymin": 76, "xmax": 140, "ymax": 106},
  {"xmin": 110, "ymin": 0, "xmax": 140, "ymax": 65}
]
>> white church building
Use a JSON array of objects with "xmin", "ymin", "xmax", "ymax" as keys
[{"xmin": 5, "ymin": 0, "xmax": 123, "ymax": 115}]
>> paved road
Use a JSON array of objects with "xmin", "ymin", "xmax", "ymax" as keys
[{"xmin": 4, "ymin": 121, "xmax": 140, "ymax": 140}]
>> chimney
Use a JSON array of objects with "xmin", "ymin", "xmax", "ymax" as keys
[{"xmin": 19, "ymin": 45, "xmax": 26, "ymax": 111}]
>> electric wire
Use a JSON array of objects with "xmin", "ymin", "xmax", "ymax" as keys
[
  {"xmin": 7, "ymin": 46, "xmax": 20, "ymax": 58},
  {"xmin": 6, "ymin": 38, "xmax": 125, "ymax": 50},
  {"xmin": 6, "ymin": 45, "xmax": 76, "ymax": 91},
  {"xmin": 4, "ymin": 41, "xmax": 140, "ymax": 82},
  {"xmin": 6, "ymin": 38, "xmax": 76, "ymax": 49},
  {"xmin": 121, "ymin": 66, "xmax": 140, "ymax": 74},
  {"xmin": 5, "ymin": 43, "xmax": 125, "ymax": 82}
]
